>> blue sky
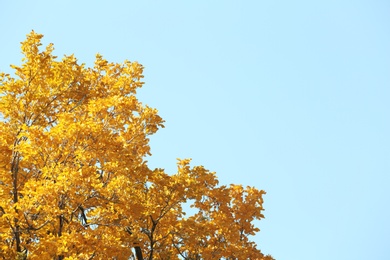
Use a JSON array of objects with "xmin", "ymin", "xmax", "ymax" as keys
[{"xmin": 1, "ymin": 1, "xmax": 389, "ymax": 259}]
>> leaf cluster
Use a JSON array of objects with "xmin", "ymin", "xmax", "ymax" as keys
[{"xmin": 0, "ymin": 32, "xmax": 273, "ymax": 260}]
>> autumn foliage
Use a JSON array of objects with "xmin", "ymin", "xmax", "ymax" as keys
[{"xmin": 0, "ymin": 31, "xmax": 273, "ymax": 259}]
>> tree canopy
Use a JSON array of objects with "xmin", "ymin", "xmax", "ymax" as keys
[{"xmin": 0, "ymin": 31, "xmax": 274, "ymax": 260}]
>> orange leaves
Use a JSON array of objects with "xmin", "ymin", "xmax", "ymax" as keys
[
  {"xmin": 131, "ymin": 160, "xmax": 272, "ymax": 259},
  {"xmin": 0, "ymin": 31, "xmax": 273, "ymax": 259},
  {"xmin": 0, "ymin": 31, "xmax": 163, "ymax": 258}
]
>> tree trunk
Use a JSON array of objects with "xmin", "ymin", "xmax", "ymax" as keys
[
  {"xmin": 134, "ymin": 246, "xmax": 143, "ymax": 260},
  {"xmin": 11, "ymin": 150, "xmax": 22, "ymax": 255}
]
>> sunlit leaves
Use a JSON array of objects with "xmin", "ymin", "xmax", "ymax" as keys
[{"xmin": 0, "ymin": 31, "xmax": 273, "ymax": 260}]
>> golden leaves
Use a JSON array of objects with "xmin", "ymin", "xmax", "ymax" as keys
[{"xmin": 0, "ymin": 31, "xmax": 273, "ymax": 260}]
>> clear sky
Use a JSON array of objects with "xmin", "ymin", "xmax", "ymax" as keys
[{"xmin": 1, "ymin": 1, "xmax": 389, "ymax": 259}]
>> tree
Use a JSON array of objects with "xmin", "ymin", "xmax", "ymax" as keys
[{"xmin": 0, "ymin": 31, "xmax": 274, "ymax": 260}]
